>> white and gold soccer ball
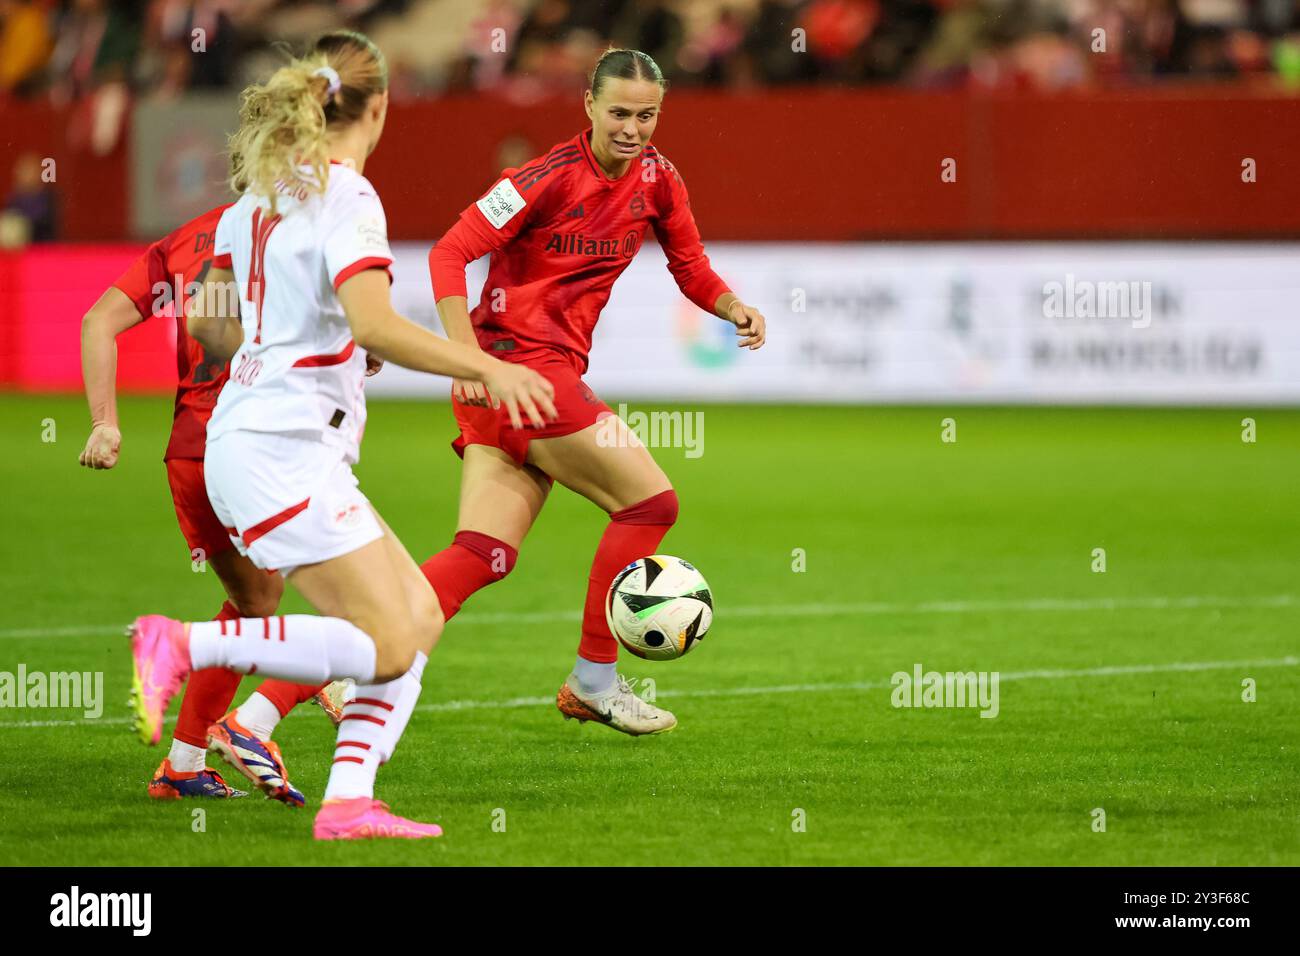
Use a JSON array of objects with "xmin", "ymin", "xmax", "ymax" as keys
[{"xmin": 605, "ymin": 555, "xmax": 713, "ymax": 661}]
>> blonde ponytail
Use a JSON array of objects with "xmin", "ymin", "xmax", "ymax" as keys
[
  {"xmin": 228, "ymin": 55, "xmax": 334, "ymax": 212},
  {"xmin": 227, "ymin": 32, "xmax": 387, "ymax": 212}
]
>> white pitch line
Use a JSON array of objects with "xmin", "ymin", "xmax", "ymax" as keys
[
  {"xmin": 0, "ymin": 655, "xmax": 1295, "ymax": 730},
  {"xmin": 0, "ymin": 593, "xmax": 1295, "ymax": 641},
  {"xmin": 0, "ymin": 625, "xmax": 130, "ymax": 640}
]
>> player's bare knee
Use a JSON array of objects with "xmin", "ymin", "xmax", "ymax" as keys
[
  {"xmin": 420, "ymin": 587, "xmax": 443, "ymax": 629},
  {"xmin": 413, "ymin": 587, "xmax": 443, "ymax": 653},
  {"xmin": 225, "ymin": 573, "xmax": 282, "ymax": 618},
  {"xmin": 364, "ymin": 614, "xmax": 423, "ymax": 681},
  {"xmin": 373, "ymin": 639, "xmax": 417, "ymax": 682},
  {"xmin": 214, "ymin": 551, "xmax": 284, "ymax": 617}
]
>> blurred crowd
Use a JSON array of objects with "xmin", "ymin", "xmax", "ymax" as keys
[{"xmin": 3, "ymin": 0, "xmax": 1300, "ymax": 103}]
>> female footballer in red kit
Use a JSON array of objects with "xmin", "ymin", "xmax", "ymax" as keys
[
  {"xmin": 422, "ymin": 49, "xmax": 766, "ymax": 734},
  {"xmin": 80, "ymin": 199, "xmax": 345, "ymax": 806}
]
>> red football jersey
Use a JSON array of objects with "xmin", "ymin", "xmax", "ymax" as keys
[
  {"xmin": 429, "ymin": 130, "xmax": 730, "ymax": 373},
  {"xmin": 112, "ymin": 204, "xmax": 230, "ymax": 461}
]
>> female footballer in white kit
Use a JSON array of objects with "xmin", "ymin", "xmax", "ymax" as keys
[{"xmin": 127, "ymin": 30, "xmax": 556, "ymax": 840}]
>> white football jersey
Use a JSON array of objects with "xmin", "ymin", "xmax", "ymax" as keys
[{"xmin": 208, "ymin": 162, "xmax": 393, "ymax": 464}]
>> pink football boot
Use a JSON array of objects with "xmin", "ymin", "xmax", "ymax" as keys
[
  {"xmin": 128, "ymin": 614, "xmax": 192, "ymax": 746},
  {"xmin": 313, "ymin": 797, "xmax": 443, "ymax": 840}
]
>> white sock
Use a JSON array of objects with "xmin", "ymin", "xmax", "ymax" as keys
[
  {"xmin": 324, "ymin": 651, "xmax": 427, "ymax": 802},
  {"xmin": 234, "ymin": 692, "xmax": 282, "ymax": 741},
  {"xmin": 167, "ymin": 739, "xmax": 206, "ymax": 773},
  {"xmin": 573, "ymin": 655, "xmax": 616, "ymax": 695},
  {"xmin": 188, "ymin": 615, "xmax": 376, "ymax": 684}
]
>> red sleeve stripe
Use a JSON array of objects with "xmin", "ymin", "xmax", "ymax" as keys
[
  {"xmin": 239, "ymin": 497, "xmax": 312, "ymax": 547},
  {"xmin": 335, "ymin": 741, "xmax": 373, "ymax": 750},
  {"xmin": 332, "ymin": 756, "xmax": 365, "ymax": 765},
  {"xmin": 291, "ymin": 338, "xmax": 356, "ymax": 368},
  {"xmin": 212, "ymin": 253, "xmax": 233, "ymax": 269},
  {"xmin": 333, "ymin": 257, "xmax": 393, "ymax": 291},
  {"xmin": 349, "ymin": 697, "xmax": 396, "ymax": 711}
]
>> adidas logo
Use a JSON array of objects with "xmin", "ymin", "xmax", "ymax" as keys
[{"xmin": 566, "ymin": 203, "xmax": 584, "ymax": 219}]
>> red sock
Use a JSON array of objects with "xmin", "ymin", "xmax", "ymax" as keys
[
  {"xmin": 173, "ymin": 601, "xmax": 244, "ymax": 748},
  {"xmin": 420, "ymin": 530, "xmax": 518, "ymax": 620},
  {"xmin": 256, "ymin": 679, "xmax": 325, "ymax": 717},
  {"xmin": 579, "ymin": 490, "xmax": 679, "ymax": 664}
]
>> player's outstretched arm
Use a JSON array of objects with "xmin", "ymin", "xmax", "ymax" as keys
[
  {"xmin": 652, "ymin": 173, "xmax": 765, "ymax": 350},
  {"xmin": 186, "ymin": 267, "xmax": 244, "ymax": 361},
  {"xmin": 79, "ymin": 286, "xmax": 144, "ymax": 469},
  {"xmin": 338, "ymin": 269, "xmax": 557, "ymax": 429}
]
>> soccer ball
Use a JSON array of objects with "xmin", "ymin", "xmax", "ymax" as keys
[{"xmin": 606, "ymin": 555, "xmax": 713, "ymax": 661}]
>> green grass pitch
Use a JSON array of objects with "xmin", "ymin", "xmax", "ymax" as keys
[{"xmin": 0, "ymin": 394, "xmax": 1296, "ymax": 866}]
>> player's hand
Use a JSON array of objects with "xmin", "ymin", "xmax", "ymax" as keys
[
  {"xmin": 79, "ymin": 423, "xmax": 121, "ymax": 470},
  {"xmin": 453, "ymin": 377, "xmax": 490, "ymax": 406},
  {"xmin": 365, "ymin": 352, "xmax": 384, "ymax": 377},
  {"xmin": 482, "ymin": 362, "xmax": 558, "ymax": 430},
  {"xmin": 727, "ymin": 300, "xmax": 766, "ymax": 350}
]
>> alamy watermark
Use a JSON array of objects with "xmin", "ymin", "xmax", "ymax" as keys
[
  {"xmin": 1042, "ymin": 274, "xmax": 1152, "ymax": 329},
  {"xmin": 595, "ymin": 404, "xmax": 704, "ymax": 459},
  {"xmin": 890, "ymin": 663, "xmax": 999, "ymax": 718},
  {"xmin": 0, "ymin": 665, "xmax": 103, "ymax": 718},
  {"xmin": 50, "ymin": 886, "xmax": 150, "ymax": 936},
  {"xmin": 151, "ymin": 273, "xmax": 239, "ymax": 319}
]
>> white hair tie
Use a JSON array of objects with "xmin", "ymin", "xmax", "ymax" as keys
[{"xmin": 313, "ymin": 65, "xmax": 341, "ymax": 98}]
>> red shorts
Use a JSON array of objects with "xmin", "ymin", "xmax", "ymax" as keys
[
  {"xmin": 452, "ymin": 351, "xmax": 612, "ymax": 466},
  {"xmin": 165, "ymin": 457, "xmax": 234, "ymax": 560}
]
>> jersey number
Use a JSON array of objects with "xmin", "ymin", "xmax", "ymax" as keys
[{"xmin": 248, "ymin": 208, "xmax": 282, "ymax": 345}]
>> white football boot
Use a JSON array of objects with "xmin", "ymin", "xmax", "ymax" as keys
[{"xmin": 556, "ymin": 673, "xmax": 677, "ymax": 736}]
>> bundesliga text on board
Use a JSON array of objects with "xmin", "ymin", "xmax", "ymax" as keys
[{"xmin": 372, "ymin": 241, "xmax": 1300, "ymax": 403}]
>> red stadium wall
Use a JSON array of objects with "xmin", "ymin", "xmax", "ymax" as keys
[
  {"xmin": 369, "ymin": 85, "xmax": 1300, "ymax": 241},
  {"xmin": 3, "ymin": 85, "xmax": 1298, "ymax": 242},
  {"xmin": 0, "ymin": 245, "xmax": 171, "ymax": 392},
  {"xmin": 2, "ymin": 86, "xmax": 1297, "ymax": 393}
]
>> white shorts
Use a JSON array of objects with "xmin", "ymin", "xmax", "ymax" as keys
[{"xmin": 204, "ymin": 430, "xmax": 383, "ymax": 575}]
